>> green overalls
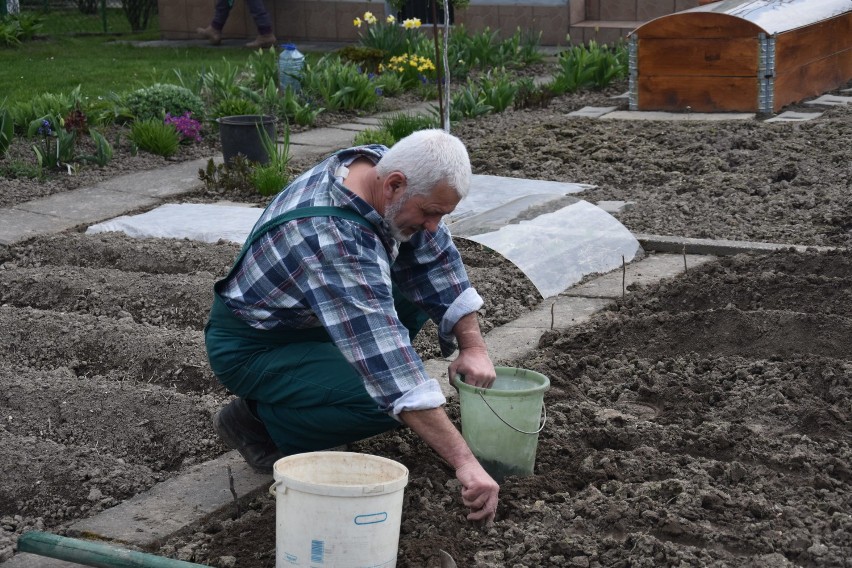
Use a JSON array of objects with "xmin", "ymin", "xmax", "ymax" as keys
[{"xmin": 204, "ymin": 206, "xmax": 429, "ymax": 455}]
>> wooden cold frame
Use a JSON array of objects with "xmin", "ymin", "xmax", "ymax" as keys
[{"xmin": 630, "ymin": 2, "xmax": 852, "ymax": 113}]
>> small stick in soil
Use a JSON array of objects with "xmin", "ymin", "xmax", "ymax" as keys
[
  {"xmin": 682, "ymin": 245, "xmax": 688, "ymax": 273},
  {"xmin": 227, "ymin": 465, "xmax": 241, "ymax": 519},
  {"xmin": 622, "ymin": 255, "xmax": 626, "ymax": 299},
  {"xmin": 550, "ymin": 302, "xmax": 555, "ymax": 330}
]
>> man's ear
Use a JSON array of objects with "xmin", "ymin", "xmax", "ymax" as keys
[{"xmin": 384, "ymin": 171, "xmax": 407, "ymax": 198}]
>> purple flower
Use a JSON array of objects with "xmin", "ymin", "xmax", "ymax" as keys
[{"xmin": 164, "ymin": 112, "xmax": 203, "ymax": 143}]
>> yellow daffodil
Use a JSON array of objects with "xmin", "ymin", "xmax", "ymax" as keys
[
  {"xmin": 363, "ymin": 11, "xmax": 377, "ymax": 24},
  {"xmin": 402, "ymin": 18, "xmax": 421, "ymax": 29},
  {"xmin": 353, "ymin": 17, "xmax": 362, "ymax": 27},
  {"xmin": 386, "ymin": 15, "xmax": 396, "ymax": 23}
]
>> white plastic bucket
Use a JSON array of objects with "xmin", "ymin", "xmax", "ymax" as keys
[{"xmin": 270, "ymin": 451, "xmax": 409, "ymax": 568}]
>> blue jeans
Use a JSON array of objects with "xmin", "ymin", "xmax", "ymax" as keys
[{"xmin": 211, "ymin": 0, "xmax": 272, "ymax": 35}]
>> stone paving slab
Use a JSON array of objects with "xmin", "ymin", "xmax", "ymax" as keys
[
  {"xmin": 68, "ymin": 452, "xmax": 265, "ymax": 546},
  {"xmin": 1, "ymin": 552, "xmax": 80, "ymax": 567},
  {"xmin": 289, "ymin": 127, "xmax": 357, "ymax": 148},
  {"xmin": 764, "ymin": 111, "xmax": 823, "ymax": 123},
  {"xmin": 565, "ymin": 253, "xmax": 715, "ymax": 298},
  {"xmin": 0, "ymin": 209, "xmax": 81, "ymax": 246},
  {"xmin": 424, "ymin": 358, "xmax": 454, "ymax": 397},
  {"xmin": 501, "ymin": 296, "xmax": 613, "ymax": 331},
  {"xmin": 329, "ymin": 122, "xmax": 377, "ymax": 132},
  {"xmin": 803, "ymin": 94, "xmax": 852, "ymax": 106},
  {"xmin": 96, "ymin": 157, "xmax": 212, "ymax": 198},
  {"xmin": 14, "ymin": 187, "xmax": 159, "ymax": 223},
  {"xmin": 372, "ymin": 102, "xmax": 436, "ymax": 119},
  {"xmin": 635, "ymin": 233, "xmax": 835, "ymax": 255},
  {"xmin": 602, "ymin": 111, "xmax": 754, "ymax": 121},
  {"xmin": 567, "ymin": 106, "xmax": 618, "ymax": 118},
  {"xmin": 349, "ymin": 116, "xmax": 383, "ymax": 126},
  {"xmin": 481, "ymin": 325, "xmax": 553, "ymax": 365}
]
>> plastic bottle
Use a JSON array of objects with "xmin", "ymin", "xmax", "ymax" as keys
[{"xmin": 278, "ymin": 44, "xmax": 305, "ymax": 93}]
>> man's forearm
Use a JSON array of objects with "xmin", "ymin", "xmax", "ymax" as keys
[
  {"xmin": 452, "ymin": 311, "xmax": 487, "ymax": 351},
  {"xmin": 399, "ymin": 405, "xmax": 500, "ymax": 522},
  {"xmin": 399, "ymin": 407, "xmax": 479, "ymax": 470}
]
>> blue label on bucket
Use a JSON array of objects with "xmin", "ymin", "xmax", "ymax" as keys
[
  {"xmin": 354, "ymin": 512, "xmax": 388, "ymax": 525},
  {"xmin": 311, "ymin": 540, "xmax": 324, "ymax": 564}
]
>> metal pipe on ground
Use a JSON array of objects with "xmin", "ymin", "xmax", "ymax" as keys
[{"xmin": 17, "ymin": 531, "xmax": 211, "ymax": 568}]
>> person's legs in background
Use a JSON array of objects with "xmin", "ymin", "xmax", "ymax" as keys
[
  {"xmin": 196, "ymin": 0, "xmax": 230, "ymax": 45},
  {"xmin": 197, "ymin": 0, "xmax": 277, "ymax": 48},
  {"xmin": 244, "ymin": 0, "xmax": 277, "ymax": 48}
]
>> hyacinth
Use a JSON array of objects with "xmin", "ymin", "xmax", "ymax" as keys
[
  {"xmin": 37, "ymin": 119, "xmax": 53, "ymax": 137},
  {"xmin": 402, "ymin": 18, "xmax": 421, "ymax": 29}
]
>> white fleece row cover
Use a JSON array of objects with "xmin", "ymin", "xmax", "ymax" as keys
[{"xmin": 86, "ymin": 175, "xmax": 640, "ymax": 298}]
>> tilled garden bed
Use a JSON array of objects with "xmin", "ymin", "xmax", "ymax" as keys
[{"xmin": 1, "ymin": 79, "xmax": 851, "ymax": 566}]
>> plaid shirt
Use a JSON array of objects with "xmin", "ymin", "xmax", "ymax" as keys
[{"xmin": 219, "ymin": 145, "xmax": 482, "ymax": 415}]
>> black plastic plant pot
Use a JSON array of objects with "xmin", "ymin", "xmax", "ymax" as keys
[{"xmin": 217, "ymin": 114, "xmax": 276, "ymax": 166}]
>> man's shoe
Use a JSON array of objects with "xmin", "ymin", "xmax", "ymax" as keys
[
  {"xmin": 213, "ymin": 398, "xmax": 283, "ymax": 474},
  {"xmin": 196, "ymin": 26, "xmax": 222, "ymax": 46},
  {"xmin": 246, "ymin": 34, "xmax": 276, "ymax": 49}
]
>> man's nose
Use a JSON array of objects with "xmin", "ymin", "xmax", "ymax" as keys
[{"xmin": 423, "ymin": 217, "xmax": 441, "ymax": 233}]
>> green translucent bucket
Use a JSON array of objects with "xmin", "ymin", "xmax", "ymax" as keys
[{"xmin": 452, "ymin": 367, "xmax": 550, "ymax": 482}]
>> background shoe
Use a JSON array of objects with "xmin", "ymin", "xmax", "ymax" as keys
[
  {"xmin": 213, "ymin": 398, "xmax": 283, "ymax": 474},
  {"xmin": 246, "ymin": 34, "xmax": 276, "ymax": 49},
  {"xmin": 196, "ymin": 26, "xmax": 222, "ymax": 46}
]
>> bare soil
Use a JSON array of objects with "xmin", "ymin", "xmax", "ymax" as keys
[{"xmin": 1, "ymin": 78, "xmax": 850, "ymax": 567}]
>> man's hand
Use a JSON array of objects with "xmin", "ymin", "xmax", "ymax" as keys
[
  {"xmin": 448, "ymin": 346, "xmax": 495, "ymax": 388},
  {"xmin": 399, "ymin": 407, "xmax": 500, "ymax": 523},
  {"xmin": 456, "ymin": 459, "xmax": 499, "ymax": 523},
  {"xmin": 449, "ymin": 311, "xmax": 496, "ymax": 388}
]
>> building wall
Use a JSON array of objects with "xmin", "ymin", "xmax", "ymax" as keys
[{"xmin": 158, "ymin": 0, "xmax": 578, "ymax": 46}]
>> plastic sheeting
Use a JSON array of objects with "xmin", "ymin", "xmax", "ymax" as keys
[
  {"xmin": 85, "ymin": 175, "xmax": 642, "ymax": 298},
  {"xmin": 465, "ymin": 200, "xmax": 642, "ymax": 299},
  {"xmin": 86, "ymin": 203, "xmax": 263, "ymax": 244},
  {"xmin": 451, "ymin": 174, "xmax": 593, "ymax": 224},
  {"xmin": 690, "ymin": 0, "xmax": 851, "ymax": 35}
]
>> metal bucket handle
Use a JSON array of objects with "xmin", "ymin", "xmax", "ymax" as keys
[{"xmin": 476, "ymin": 390, "xmax": 547, "ymax": 435}]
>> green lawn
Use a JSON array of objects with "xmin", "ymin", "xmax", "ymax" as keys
[{"xmin": 2, "ymin": 10, "xmax": 266, "ymax": 105}]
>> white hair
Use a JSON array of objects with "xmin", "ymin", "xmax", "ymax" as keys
[{"xmin": 375, "ymin": 129, "xmax": 472, "ymax": 198}]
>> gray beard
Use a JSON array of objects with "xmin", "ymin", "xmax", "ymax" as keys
[{"xmin": 384, "ymin": 194, "xmax": 412, "ymax": 242}]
